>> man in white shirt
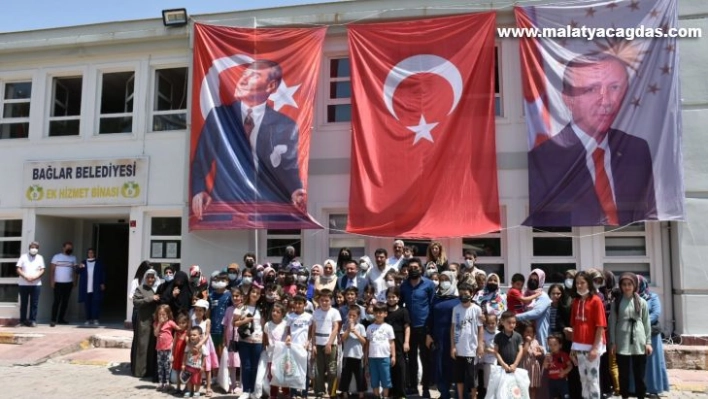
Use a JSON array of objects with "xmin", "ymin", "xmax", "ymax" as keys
[
  {"xmin": 386, "ymin": 240, "xmax": 405, "ymax": 270},
  {"xmin": 367, "ymin": 249, "xmax": 392, "ymax": 303},
  {"xmin": 16, "ymin": 241, "xmax": 45, "ymax": 327},
  {"xmin": 50, "ymin": 241, "xmax": 78, "ymax": 326}
]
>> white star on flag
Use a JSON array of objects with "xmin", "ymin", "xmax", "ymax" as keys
[
  {"xmin": 407, "ymin": 115, "xmax": 438, "ymax": 144},
  {"xmin": 269, "ymin": 80, "xmax": 300, "ymax": 111}
]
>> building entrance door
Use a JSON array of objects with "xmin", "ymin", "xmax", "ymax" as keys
[{"xmin": 94, "ymin": 223, "xmax": 129, "ymax": 322}]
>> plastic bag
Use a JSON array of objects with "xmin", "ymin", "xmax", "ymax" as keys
[
  {"xmin": 484, "ymin": 365, "xmax": 530, "ymax": 399},
  {"xmin": 170, "ymin": 369, "xmax": 178, "ymax": 385},
  {"xmin": 271, "ymin": 341, "xmax": 308, "ymax": 390},
  {"xmin": 254, "ymin": 349, "xmax": 270, "ymax": 396},
  {"xmin": 217, "ymin": 349, "xmax": 230, "ymax": 390}
]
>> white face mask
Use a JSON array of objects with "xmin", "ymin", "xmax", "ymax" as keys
[
  {"xmin": 359, "ymin": 262, "xmax": 369, "ymax": 271},
  {"xmin": 426, "ymin": 268, "xmax": 437, "ymax": 277},
  {"xmin": 164, "ymin": 275, "xmax": 174, "ymax": 282},
  {"xmin": 29, "ymin": 248, "xmax": 39, "ymax": 256},
  {"xmin": 228, "ymin": 273, "xmax": 238, "ymax": 281},
  {"xmin": 432, "ymin": 280, "xmax": 439, "ymax": 287},
  {"xmin": 577, "ymin": 289, "xmax": 590, "ymax": 297},
  {"xmin": 212, "ymin": 281, "xmax": 228, "ymax": 290},
  {"xmin": 386, "ymin": 280, "xmax": 395, "ymax": 288},
  {"xmin": 440, "ymin": 281, "xmax": 452, "ymax": 291},
  {"xmin": 297, "ymin": 275, "xmax": 308, "ymax": 283},
  {"xmin": 564, "ymin": 278, "xmax": 574, "ymax": 289},
  {"xmin": 241, "ymin": 277, "xmax": 253, "ymax": 285}
]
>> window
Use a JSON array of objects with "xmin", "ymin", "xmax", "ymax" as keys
[
  {"xmin": 49, "ymin": 76, "xmax": 82, "ymax": 136},
  {"xmin": 98, "ymin": 71, "xmax": 135, "ymax": 134},
  {"xmin": 403, "ymin": 240, "xmax": 431, "ymax": 260},
  {"xmin": 152, "ymin": 67, "xmax": 188, "ymax": 131},
  {"xmin": 603, "ymin": 222, "xmax": 651, "ymax": 281},
  {"xmin": 464, "ymin": 230, "xmax": 505, "ymax": 282},
  {"xmin": 0, "ymin": 220, "xmax": 23, "ymax": 303},
  {"xmin": 266, "ymin": 229, "xmax": 301, "ymax": 267},
  {"xmin": 530, "ymin": 226, "xmax": 576, "ymax": 284},
  {"xmin": 326, "ymin": 57, "xmax": 351, "ymax": 123},
  {"xmin": 0, "ymin": 81, "xmax": 31, "ymax": 139},
  {"xmin": 148, "ymin": 217, "xmax": 181, "ymax": 274},
  {"xmin": 327, "ymin": 214, "xmax": 365, "ymax": 258},
  {"xmin": 494, "ymin": 46, "xmax": 502, "ymax": 117}
]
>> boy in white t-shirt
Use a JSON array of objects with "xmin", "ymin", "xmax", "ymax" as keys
[
  {"xmin": 365, "ymin": 304, "xmax": 395, "ymax": 399},
  {"xmin": 285, "ymin": 294, "xmax": 314, "ymax": 399},
  {"xmin": 479, "ymin": 313, "xmax": 499, "ymax": 398},
  {"xmin": 451, "ymin": 284, "xmax": 485, "ymax": 399},
  {"xmin": 312, "ymin": 289, "xmax": 342, "ymax": 398}
]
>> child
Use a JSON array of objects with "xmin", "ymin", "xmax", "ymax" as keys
[
  {"xmin": 519, "ymin": 321, "xmax": 543, "ymax": 399},
  {"xmin": 264, "ymin": 303, "xmax": 289, "ymax": 399},
  {"xmin": 282, "ymin": 272, "xmax": 298, "ymax": 296},
  {"xmin": 376, "ymin": 270, "xmax": 398, "ymax": 303},
  {"xmin": 182, "ymin": 326, "xmax": 209, "ymax": 398},
  {"xmin": 297, "ymin": 282, "xmax": 315, "ymax": 314},
  {"xmin": 209, "ymin": 272, "xmax": 233, "ymax": 357},
  {"xmin": 385, "ymin": 287, "xmax": 410, "ymax": 399},
  {"xmin": 340, "ymin": 307, "xmax": 367, "ymax": 399},
  {"xmin": 312, "ymin": 289, "xmax": 342, "ymax": 398},
  {"xmin": 543, "ymin": 334, "xmax": 572, "ymax": 399},
  {"xmin": 340, "ymin": 287, "xmax": 366, "ymax": 323},
  {"xmin": 479, "ymin": 313, "xmax": 499, "ymax": 398},
  {"xmin": 493, "ymin": 311, "xmax": 524, "ymax": 376},
  {"xmin": 222, "ymin": 288, "xmax": 244, "ymax": 395},
  {"xmin": 285, "ymin": 294, "xmax": 314, "ymax": 399},
  {"xmin": 365, "ymin": 304, "xmax": 396, "ymax": 399},
  {"xmin": 235, "ymin": 284, "xmax": 264, "ymax": 399},
  {"xmin": 506, "ymin": 274, "xmax": 542, "ymax": 314},
  {"xmin": 362, "ymin": 285, "xmax": 377, "ymax": 326},
  {"xmin": 335, "ymin": 290, "xmax": 346, "ymax": 309},
  {"xmin": 262, "ymin": 283, "xmax": 282, "ymax": 322},
  {"xmin": 173, "ymin": 313, "xmax": 191, "ymax": 394},
  {"xmin": 154, "ymin": 304, "xmax": 179, "ymax": 392},
  {"xmin": 192, "ymin": 299, "xmax": 219, "ymax": 397},
  {"xmin": 451, "ymin": 284, "xmax": 485, "ymax": 399}
]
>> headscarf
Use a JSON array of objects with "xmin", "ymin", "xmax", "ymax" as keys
[
  {"xmin": 141, "ymin": 268, "xmax": 158, "ymax": 286},
  {"xmin": 476, "ymin": 273, "xmax": 501, "ymax": 304},
  {"xmin": 163, "ymin": 271, "xmax": 193, "ymax": 314},
  {"xmin": 637, "ymin": 275, "xmax": 651, "ymax": 301},
  {"xmin": 189, "ymin": 265, "xmax": 207, "ymax": 286},
  {"xmin": 438, "ymin": 271, "xmax": 458, "ymax": 297},
  {"xmin": 311, "ymin": 264, "xmax": 323, "ymax": 276},
  {"xmin": 359, "ymin": 256, "xmax": 374, "ymax": 272},
  {"xmin": 619, "ymin": 272, "xmax": 642, "ymax": 315},
  {"xmin": 524, "ymin": 268, "xmax": 546, "ymax": 296}
]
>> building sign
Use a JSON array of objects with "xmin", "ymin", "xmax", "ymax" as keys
[{"xmin": 22, "ymin": 157, "xmax": 148, "ymax": 207}]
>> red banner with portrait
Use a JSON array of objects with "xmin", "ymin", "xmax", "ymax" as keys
[{"xmin": 189, "ymin": 24, "xmax": 325, "ymax": 230}]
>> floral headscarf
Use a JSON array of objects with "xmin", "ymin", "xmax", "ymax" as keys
[{"xmin": 475, "ymin": 273, "xmax": 505, "ymax": 315}]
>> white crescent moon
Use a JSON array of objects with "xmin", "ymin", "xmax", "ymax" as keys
[
  {"xmin": 199, "ymin": 54, "xmax": 255, "ymax": 120},
  {"xmin": 383, "ymin": 54, "xmax": 463, "ymax": 120}
]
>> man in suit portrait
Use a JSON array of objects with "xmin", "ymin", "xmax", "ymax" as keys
[
  {"xmin": 191, "ymin": 60, "xmax": 306, "ymax": 220},
  {"xmin": 526, "ymin": 54, "xmax": 657, "ymax": 226}
]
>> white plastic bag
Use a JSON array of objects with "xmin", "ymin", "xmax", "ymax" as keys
[
  {"xmin": 217, "ymin": 349, "xmax": 230, "ymax": 390},
  {"xmin": 484, "ymin": 365, "xmax": 530, "ymax": 399},
  {"xmin": 271, "ymin": 341, "xmax": 308, "ymax": 390},
  {"xmin": 254, "ymin": 349, "xmax": 270, "ymax": 396}
]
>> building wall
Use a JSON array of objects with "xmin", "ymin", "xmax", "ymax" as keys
[{"xmin": 0, "ymin": 0, "xmax": 704, "ymax": 333}]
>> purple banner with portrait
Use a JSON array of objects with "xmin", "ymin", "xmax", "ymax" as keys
[{"xmin": 516, "ymin": 0, "xmax": 684, "ymax": 226}]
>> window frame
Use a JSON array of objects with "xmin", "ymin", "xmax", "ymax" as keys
[
  {"xmin": 528, "ymin": 226, "xmax": 578, "ymax": 285},
  {"xmin": 326, "ymin": 212, "xmax": 366, "ymax": 259},
  {"xmin": 147, "ymin": 216, "xmax": 182, "ymax": 275},
  {"xmin": 47, "ymin": 73, "xmax": 84, "ymax": 138},
  {"xmin": 95, "ymin": 68, "xmax": 137, "ymax": 135},
  {"xmin": 462, "ymin": 205, "xmax": 507, "ymax": 282},
  {"xmin": 323, "ymin": 54, "xmax": 352, "ymax": 125},
  {"xmin": 0, "ymin": 219, "xmax": 24, "ymax": 304},
  {"xmin": 602, "ymin": 222, "xmax": 654, "ymax": 282},
  {"xmin": 263, "ymin": 229, "xmax": 303, "ymax": 267},
  {"xmin": 493, "ymin": 43, "xmax": 503, "ymax": 118},
  {"xmin": 149, "ymin": 65, "xmax": 189, "ymax": 133},
  {"xmin": 0, "ymin": 80, "xmax": 32, "ymax": 140}
]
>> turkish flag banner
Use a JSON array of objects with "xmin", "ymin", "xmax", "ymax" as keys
[
  {"xmin": 346, "ymin": 13, "xmax": 501, "ymax": 238},
  {"xmin": 189, "ymin": 24, "xmax": 325, "ymax": 230}
]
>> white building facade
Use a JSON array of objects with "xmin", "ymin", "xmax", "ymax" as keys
[{"xmin": 0, "ymin": 0, "xmax": 706, "ymax": 335}]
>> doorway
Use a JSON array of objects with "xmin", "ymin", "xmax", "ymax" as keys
[{"xmin": 94, "ymin": 223, "xmax": 129, "ymax": 321}]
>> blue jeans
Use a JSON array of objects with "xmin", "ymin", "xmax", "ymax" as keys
[
  {"xmin": 19, "ymin": 285, "xmax": 41, "ymax": 323},
  {"xmin": 238, "ymin": 341, "xmax": 263, "ymax": 393}
]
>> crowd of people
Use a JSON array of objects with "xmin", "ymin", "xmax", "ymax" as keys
[{"xmin": 128, "ymin": 240, "xmax": 670, "ymax": 399}]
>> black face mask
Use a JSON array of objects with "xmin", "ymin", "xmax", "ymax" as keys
[
  {"xmin": 245, "ymin": 260, "xmax": 254, "ymax": 268},
  {"xmin": 265, "ymin": 275, "xmax": 276, "ymax": 283},
  {"xmin": 486, "ymin": 283, "xmax": 498, "ymax": 292},
  {"xmin": 409, "ymin": 269, "xmax": 421, "ymax": 279},
  {"xmin": 460, "ymin": 295, "xmax": 472, "ymax": 303},
  {"xmin": 65, "ymin": 249, "xmax": 73, "ymax": 255},
  {"xmin": 527, "ymin": 280, "xmax": 539, "ymax": 291}
]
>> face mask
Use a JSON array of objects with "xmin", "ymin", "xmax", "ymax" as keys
[
  {"xmin": 359, "ymin": 262, "xmax": 369, "ymax": 272},
  {"xmin": 460, "ymin": 295, "xmax": 472, "ymax": 303},
  {"xmin": 86, "ymin": 258, "xmax": 95, "ymax": 262},
  {"xmin": 257, "ymin": 271, "xmax": 264, "ymax": 279},
  {"xmin": 265, "ymin": 275, "xmax": 275, "ymax": 283},
  {"xmin": 432, "ymin": 280, "xmax": 439, "ymax": 287},
  {"xmin": 164, "ymin": 275, "xmax": 174, "ymax": 282},
  {"xmin": 440, "ymin": 281, "xmax": 452, "ymax": 291},
  {"xmin": 266, "ymin": 293, "xmax": 277, "ymax": 301},
  {"xmin": 426, "ymin": 269, "xmax": 437, "ymax": 277},
  {"xmin": 211, "ymin": 281, "xmax": 228, "ymax": 290},
  {"xmin": 245, "ymin": 260, "xmax": 254, "ymax": 268},
  {"xmin": 527, "ymin": 280, "xmax": 539, "ymax": 291},
  {"xmin": 577, "ymin": 289, "xmax": 590, "ymax": 297},
  {"xmin": 564, "ymin": 279, "xmax": 574, "ymax": 289},
  {"xmin": 596, "ymin": 282, "xmax": 605, "ymax": 289},
  {"xmin": 29, "ymin": 248, "xmax": 39, "ymax": 255},
  {"xmin": 465, "ymin": 259, "xmax": 475, "ymax": 268},
  {"xmin": 386, "ymin": 280, "xmax": 395, "ymax": 288},
  {"xmin": 486, "ymin": 283, "xmax": 498, "ymax": 292},
  {"xmin": 65, "ymin": 249, "xmax": 73, "ymax": 255},
  {"xmin": 241, "ymin": 277, "xmax": 253, "ymax": 285},
  {"xmin": 297, "ymin": 275, "xmax": 307, "ymax": 283},
  {"xmin": 191, "ymin": 277, "xmax": 200, "ymax": 285},
  {"xmin": 408, "ymin": 269, "xmax": 421, "ymax": 279},
  {"xmin": 228, "ymin": 273, "xmax": 238, "ymax": 281}
]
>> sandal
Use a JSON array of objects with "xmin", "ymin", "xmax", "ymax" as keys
[{"xmin": 205, "ymin": 389, "xmax": 213, "ymax": 397}]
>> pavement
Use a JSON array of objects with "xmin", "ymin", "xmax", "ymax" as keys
[{"xmin": 1, "ymin": 323, "xmax": 708, "ymax": 398}]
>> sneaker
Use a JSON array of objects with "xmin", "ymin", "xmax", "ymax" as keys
[
  {"xmin": 193, "ymin": 393, "xmax": 201, "ymax": 398},
  {"xmin": 240, "ymin": 393, "xmax": 251, "ymax": 399},
  {"xmin": 30, "ymin": 321, "xmax": 37, "ymax": 327},
  {"xmin": 84, "ymin": 320, "xmax": 91, "ymax": 326},
  {"xmin": 183, "ymin": 392, "xmax": 192, "ymax": 398},
  {"xmin": 92, "ymin": 320, "xmax": 100, "ymax": 326}
]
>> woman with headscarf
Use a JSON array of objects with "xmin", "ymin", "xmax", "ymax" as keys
[
  {"xmin": 315, "ymin": 259, "xmax": 338, "ymax": 293},
  {"xmin": 425, "ymin": 271, "xmax": 460, "ymax": 399},
  {"xmin": 160, "ymin": 270, "xmax": 193, "ymax": 318},
  {"xmin": 473, "ymin": 273, "xmax": 505, "ymax": 316},
  {"xmin": 609, "ymin": 273, "xmax": 651, "ymax": 399},
  {"xmin": 638, "ymin": 276, "xmax": 670, "ymax": 397},
  {"xmin": 131, "ymin": 268, "xmax": 160, "ymax": 378},
  {"xmin": 188, "ymin": 265, "xmax": 208, "ymax": 301},
  {"xmin": 336, "ymin": 247, "xmax": 352, "ymax": 277},
  {"xmin": 308, "ymin": 264, "xmax": 322, "ymax": 301}
]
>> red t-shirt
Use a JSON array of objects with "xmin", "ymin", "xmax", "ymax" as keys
[
  {"xmin": 506, "ymin": 288, "xmax": 524, "ymax": 314},
  {"xmin": 546, "ymin": 351, "xmax": 572, "ymax": 380},
  {"xmin": 570, "ymin": 294, "xmax": 607, "ymax": 346}
]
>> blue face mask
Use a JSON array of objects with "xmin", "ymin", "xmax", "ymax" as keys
[
  {"xmin": 228, "ymin": 273, "xmax": 238, "ymax": 281},
  {"xmin": 164, "ymin": 275, "xmax": 174, "ymax": 282}
]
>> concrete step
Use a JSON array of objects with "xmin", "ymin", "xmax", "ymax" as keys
[{"xmin": 666, "ymin": 345, "xmax": 708, "ymax": 370}]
